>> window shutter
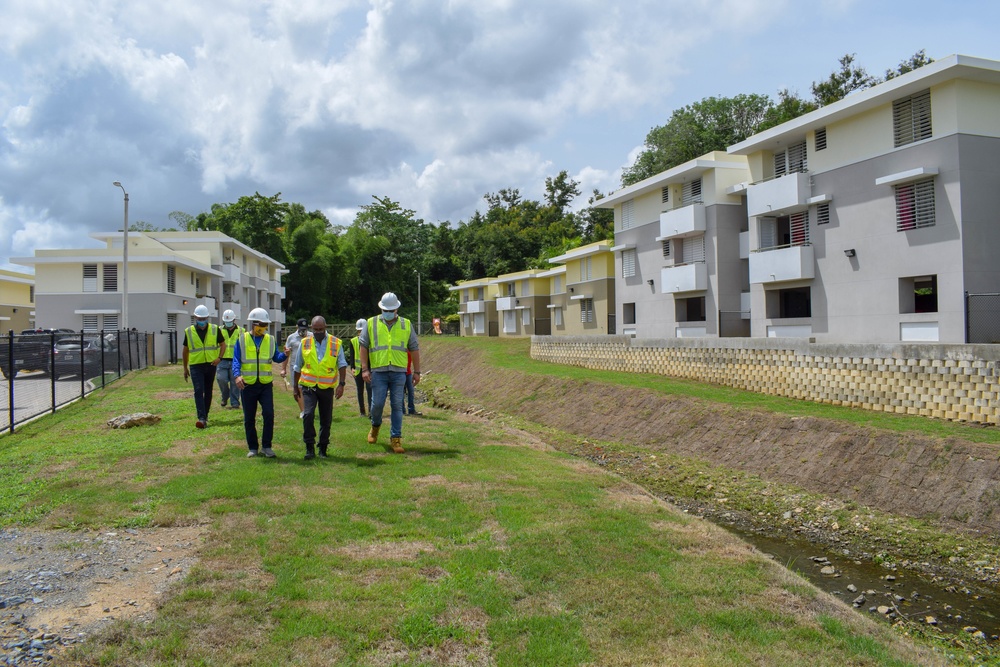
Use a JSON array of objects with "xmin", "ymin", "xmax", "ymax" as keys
[
  {"xmin": 621, "ymin": 199, "xmax": 634, "ymax": 230},
  {"xmin": 82, "ymin": 315, "xmax": 99, "ymax": 332},
  {"xmin": 774, "ymin": 152, "xmax": 787, "ymax": 178},
  {"xmin": 167, "ymin": 265, "xmax": 176, "ymax": 294},
  {"xmin": 895, "ymin": 178, "xmax": 936, "ymax": 231},
  {"xmin": 790, "ymin": 212, "xmax": 809, "ymax": 245},
  {"xmin": 622, "ymin": 249, "xmax": 636, "ymax": 278},
  {"xmin": 788, "ymin": 141, "xmax": 807, "ymax": 173},
  {"xmin": 816, "ymin": 203, "xmax": 830, "ymax": 225},
  {"xmin": 815, "ymin": 127, "xmax": 827, "ymax": 151},
  {"xmin": 662, "ymin": 240, "xmax": 671, "ymax": 259},
  {"xmin": 661, "ymin": 187, "xmax": 670, "ymax": 205},
  {"xmin": 893, "ymin": 89, "xmax": 932, "ymax": 147},
  {"xmin": 682, "ymin": 179, "xmax": 702, "ymax": 205},
  {"xmin": 104, "ymin": 314, "xmax": 119, "ymax": 330},
  {"xmin": 759, "ymin": 219, "xmax": 777, "ymax": 250},
  {"xmin": 83, "ymin": 265, "xmax": 98, "ymax": 292},
  {"xmin": 681, "ymin": 235, "xmax": 705, "ymax": 264},
  {"xmin": 167, "ymin": 314, "xmax": 178, "ymax": 331},
  {"xmin": 103, "ymin": 264, "xmax": 118, "ymax": 292}
]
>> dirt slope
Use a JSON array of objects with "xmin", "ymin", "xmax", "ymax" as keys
[{"xmin": 423, "ymin": 340, "xmax": 1000, "ymax": 535}]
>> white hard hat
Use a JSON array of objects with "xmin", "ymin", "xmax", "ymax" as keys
[
  {"xmin": 247, "ymin": 307, "xmax": 270, "ymax": 324},
  {"xmin": 193, "ymin": 305, "xmax": 210, "ymax": 318},
  {"xmin": 355, "ymin": 318, "xmax": 366, "ymax": 330},
  {"xmin": 222, "ymin": 309, "xmax": 236, "ymax": 323},
  {"xmin": 378, "ymin": 292, "xmax": 401, "ymax": 310}
]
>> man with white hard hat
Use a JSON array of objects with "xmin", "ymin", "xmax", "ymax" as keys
[
  {"xmin": 182, "ymin": 304, "xmax": 226, "ymax": 429},
  {"xmin": 347, "ymin": 318, "xmax": 372, "ymax": 417},
  {"xmin": 358, "ymin": 292, "xmax": 421, "ymax": 454},
  {"xmin": 216, "ymin": 309, "xmax": 243, "ymax": 410},
  {"xmin": 232, "ymin": 308, "xmax": 288, "ymax": 458}
]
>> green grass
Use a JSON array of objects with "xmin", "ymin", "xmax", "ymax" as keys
[{"xmin": 0, "ymin": 364, "xmax": 947, "ymax": 666}]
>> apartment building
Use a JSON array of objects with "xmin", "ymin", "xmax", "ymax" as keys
[
  {"xmin": 0, "ymin": 268, "xmax": 35, "ymax": 333},
  {"xmin": 491, "ymin": 269, "xmax": 552, "ymax": 337},
  {"xmin": 546, "ymin": 241, "xmax": 616, "ymax": 335},
  {"xmin": 13, "ymin": 231, "xmax": 286, "ymax": 363},
  {"xmin": 597, "ymin": 152, "xmax": 751, "ymax": 338},
  {"xmin": 450, "ymin": 277, "xmax": 498, "ymax": 337},
  {"xmin": 727, "ymin": 54, "xmax": 1000, "ymax": 343},
  {"xmin": 537, "ymin": 265, "xmax": 568, "ymax": 334}
]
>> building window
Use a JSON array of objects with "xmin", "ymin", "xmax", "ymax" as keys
[
  {"xmin": 581, "ymin": 298, "xmax": 594, "ymax": 323},
  {"xmin": 680, "ymin": 235, "xmax": 706, "ymax": 264},
  {"xmin": 29, "ymin": 286, "xmax": 34, "ymax": 303},
  {"xmin": 103, "ymin": 264, "xmax": 118, "ymax": 292},
  {"xmin": 623, "ymin": 303, "xmax": 636, "ymax": 325},
  {"xmin": 522, "ymin": 279, "xmax": 530, "ymax": 296},
  {"xmin": 622, "ymin": 249, "xmax": 636, "ymax": 278},
  {"xmin": 681, "ymin": 179, "xmax": 702, "ymax": 206},
  {"xmin": 621, "ymin": 199, "xmax": 635, "ymax": 231},
  {"xmin": 167, "ymin": 313, "xmax": 177, "ymax": 331},
  {"xmin": 83, "ymin": 265, "xmax": 98, "ymax": 292},
  {"xmin": 104, "ymin": 314, "xmax": 119, "ymax": 331},
  {"xmin": 900, "ymin": 275, "xmax": 938, "ymax": 313},
  {"xmin": 580, "ymin": 256, "xmax": 592, "ymax": 281},
  {"xmin": 661, "ymin": 186, "xmax": 670, "ymax": 205},
  {"xmin": 662, "ymin": 240, "xmax": 671, "ymax": 259},
  {"xmin": 473, "ymin": 313, "xmax": 485, "ymax": 334},
  {"xmin": 895, "ymin": 179, "xmax": 935, "ymax": 231},
  {"xmin": 893, "ymin": 89, "xmax": 932, "ymax": 147},
  {"xmin": 676, "ymin": 296, "xmax": 706, "ymax": 322},
  {"xmin": 553, "ymin": 307, "xmax": 563, "ymax": 327},
  {"xmin": 767, "ymin": 287, "xmax": 811, "ymax": 319},
  {"xmin": 521, "ymin": 309, "xmax": 531, "ymax": 327},
  {"xmin": 759, "ymin": 212, "xmax": 809, "ymax": 249},
  {"xmin": 816, "ymin": 203, "xmax": 831, "ymax": 225},
  {"xmin": 506, "ymin": 283, "xmax": 515, "ymax": 297},
  {"xmin": 814, "ymin": 127, "xmax": 827, "ymax": 151},
  {"xmin": 503, "ymin": 310, "xmax": 516, "ymax": 334},
  {"xmin": 167, "ymin": 265, "xmax": 176, "ymax": 294},
  {"xmin": 553, "ymin": 275, "xmax": 562, "ymax": 293},
  {"xmin": 82, "ymin": 315, "xmax": 99, "ymax": 332},
  {"xmin": 774, "ymin": 141, "xmax": 807, "ymax": 177}
]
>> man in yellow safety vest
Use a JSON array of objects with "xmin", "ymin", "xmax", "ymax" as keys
[
  {"xmin": 292, "ymin": 316, "xmax": 348, "ymax": 460},
  {"xmin": 233, "ymin": 308, "xmax": 287, "ymax": 458},
  {"xmin": 216, "ymin": 309, "xmax": 243, "ymax": 410},
  {"xmin": 182, "ymin": 304, "xmax": 226, "ymax": 429}
]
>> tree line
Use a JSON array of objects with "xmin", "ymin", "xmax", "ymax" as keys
[{"xmin": 135, "ymin": 51, "xmax": 931, "ymax": 325}]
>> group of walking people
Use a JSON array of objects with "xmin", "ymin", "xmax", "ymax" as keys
[{"xmin": 180, "ymin": 292, "xmax": 421, "ymax": 459}]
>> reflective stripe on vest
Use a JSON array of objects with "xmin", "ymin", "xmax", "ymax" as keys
[
  {"xmin": 350, "ymin": 336, "xmax": 362, "ymax": 377},
  {"xmin": 219, "ymin": 325, "xmax": 242, "ymax": 360},
  {"xmin": 298, "ymin": 335, "xmax": 342, "ymax": 388},
  {"xmin": 367, "ymin": 316, "xmax": 410, "ymax": 369},
  {"xmin": 185, "ymin": 324, "xmax": 220, "ymax": 364},
  {"xmin": 239, "ymin": 331, "xmax": 273, "ymax": 384}
]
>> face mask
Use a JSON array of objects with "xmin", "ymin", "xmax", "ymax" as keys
[
  {"xmin": 196, "ymin": 320, "xmax": 208, "ymax": 329},
  {"xmin": 382, "ymin": 311, "xmax": 396, "ymax": 322},
  {"xmin": 253, "ymin": 324, "xmax": 267, "ymax": 336},
  {"xmin": 298, "ymin": 327, "xmax": 307, "ymax": 335},
  {"xmin": 225, "ymin": 323, "xmax": 236, "ymax": 330},
  {"xmin": 313, "ymin": 330, "xmax": 326, "ymax": 342}
]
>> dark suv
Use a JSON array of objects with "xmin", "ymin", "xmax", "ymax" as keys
[{"xmin": 52, "ymin": 335, "xmax": 118, "ymax": 380}]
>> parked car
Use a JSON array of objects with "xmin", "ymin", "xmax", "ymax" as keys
[
  {"xmin": 0, "ymin": 330, "xmax": 58, "ymax": 379},
  {"xmin": 52, "ymin": 336, "xmax": 117, "ymax": 380}
]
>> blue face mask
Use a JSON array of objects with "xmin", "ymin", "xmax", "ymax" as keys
[
  {"xmin": 382, "ymin": 311, "xmax": 396, "ymax": 322},
  {"xmin": 196, "ymin": 320, "xmax": 208, "ymax": 329}
]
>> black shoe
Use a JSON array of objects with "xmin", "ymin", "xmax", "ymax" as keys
[
  {"xmin": 318, "ymin": 449, "xmax": 329, "ymax": 459},
  {"xmin": 304, "ymin": 453, "xmax": 315, "ymax": 460}
]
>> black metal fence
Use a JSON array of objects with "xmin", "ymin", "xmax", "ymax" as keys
[
  {"xmin": 0, "ymin": 330, "xmax": 151, "ymax": 434},
  {"xmin": 965, "ymin": 292, "xmax": 1000, "ymax": 344}
]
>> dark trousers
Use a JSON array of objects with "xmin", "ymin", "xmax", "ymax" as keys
[
  {"xmin": 404, "ymin": 373, "xmax": 416, "ymax": 413},
  {"xmin": 241, "ymin": 381, "xmax": 274, "ymax": 451},
  {"xmin": 190, "ymin": 363, "xmax": 217, "ymax": 422},
  {"xmin": 302, "ymin": 386, "xmax": 334, "ymax": 453},
  {"xmin": 354, "ymin": 373, "xmax": 371, "ymax": 415}
]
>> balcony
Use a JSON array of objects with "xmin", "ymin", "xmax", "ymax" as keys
[
  {"xmin": 747, "ymin": 172, "xmax": 811, "ymax": 218},
  {"xmin": 749, "ymin": 244, "xmax": 815, "ymax": 284},
  {"xmin": 739, "ymin": 231, "xmax": 750, "ymax": 260},
  {"xmin": 221, "ymin": 263, "xmax": 241, "ymax": 283},
  {"xmin": 496, "ymin": 296, "xmax": 516, "ymax": 311},
  {"xmin": 269, "ymin": 309, "xmax": 285, "ymax": 325},
  {"xmin": 222, "ymin": 302, "xmax": 242, "ymax": 320},
  {"xmin": 659, "ymin": 203, "xmax": 705, "ymax": 239},
  {"xmin": 661, "ymin": 262, "xmax": 707, "ymax": 294},
  {"xmin": 465, "ymin": 299, "xmax": 486, "ymax": 314}
]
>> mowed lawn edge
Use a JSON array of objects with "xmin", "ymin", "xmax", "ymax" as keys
[{"xmin": 0, "ymin": 364, "xmax": 943, "ymax": 666}]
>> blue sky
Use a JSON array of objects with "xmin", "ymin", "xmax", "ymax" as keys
[{"xmin": 1, "ymin": 0, "xmax": 998, "ymax": 269}]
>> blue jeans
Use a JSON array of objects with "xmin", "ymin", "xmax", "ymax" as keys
[
  {"xmin": 370, "ymin": 370, "xmax": 405, "ymax": 438},
  {"xmin": 216, "ymin": 360, "xmax": 241, "ymax": 407},
  {"xmin": 189, "ymin": 363, "xmax": 217, "ymax": 422},
  {"xmin": 241, "ymin": 381, "xmax": 274, "ymax": 451}
]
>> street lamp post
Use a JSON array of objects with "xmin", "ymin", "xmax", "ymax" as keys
[
  {"xmin": 414, "ymin": 270, "xmax": 421, "ymax": 335},
  {"xmin": 112, "ymin": 182, "xmax": 129, "ymax": 331}
]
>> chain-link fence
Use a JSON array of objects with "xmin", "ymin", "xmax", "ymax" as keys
[
  {"xmin": 965, "ymin": 292, "xmax": 1000, "ymax": 344},
  {"xmin": 0, "ymin": 330, "xmax": 152, "ymax": 434}
]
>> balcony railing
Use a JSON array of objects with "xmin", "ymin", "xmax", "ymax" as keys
[
  {"xmin": 661, "ymin": 261, "xmax": 708, "ymax": 294},
  {"xmin": 747, "ymin": 171, "xmax": 811, "ymax": 218},
  {"xmin": 465, "ymin": 299, "xmax": 486, "ymax": 314},
  {"xmin": 749, "ymin": 243, "xmax": 815, "ymax": 284},
  {"xmin": 659, "ymin": 203, "xmax": 706, "ymax": 239}
]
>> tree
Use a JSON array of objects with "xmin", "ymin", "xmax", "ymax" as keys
[
  {"xmin": 885, "ymin": 50, "xmax": 934, "ymax": 80},
  {"xmin": 810, "ymin": 53, "xmax": 878, "ymax": 106},
  {"xmin": 543, "ymin": 171, "xmax": 581, "ymax": 211},
  {"xmin": 760, "ymin": 89, "xmax": 818, "ymax": 131},
  {"xmin": 205, "ymin": 192, "xmax": 290, "ymax": 264},
  {"xmin": 577, "ymin": 190, "xmax": 614, "ymax": 243},
  {"xmin": 621, "ymin": 94, "xmax": 775, "ymax": 185}
]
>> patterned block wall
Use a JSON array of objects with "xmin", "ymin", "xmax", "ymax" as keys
[{"xmin": 530, "ymin": 336, "xmax": 1000, "ymax": 425}]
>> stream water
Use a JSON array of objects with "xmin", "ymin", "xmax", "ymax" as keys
[{"xmin": 722, "ymin": 522, "xmax": 1000, "ymax": 640}]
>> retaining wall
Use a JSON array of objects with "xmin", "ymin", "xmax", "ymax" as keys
[{"xmin": 530, "ymin": 336, "xmax": 1000, "ymax": 425}]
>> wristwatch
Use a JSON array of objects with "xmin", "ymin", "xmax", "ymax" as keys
[{"xmin": 338, "ymin": 381, "xmax": 346, "ymax": 387}]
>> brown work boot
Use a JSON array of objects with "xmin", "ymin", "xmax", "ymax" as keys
[
  {"xmin": 389, "ymin": 437, "xmax": 405, "ymax": 454},
  {"xmin": 367, "ymin": 425, "xmax": 380, "ymax": 444}
]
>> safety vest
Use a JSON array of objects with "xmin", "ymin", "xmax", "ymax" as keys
[
  {"xmin": 367, "ymin": 316, "xmax": 410, "ymax": 369},
  {"xmin": 350, "ymin": 336, "xmax": 362, "ymax": 377},
  {"xmin": 185, "ymin": 324, "xmax": 221, "ymax": 365},
  {"xmin": 299, "ymin": 335, "xmax": 342, "ymax": 388},
  {"xmin": 219, "ymin": 325, "xmax": 242, "ymax": 360},
  {"xmin": 240, "ymin": 332, "xmax": 274, "ymax": 384}
]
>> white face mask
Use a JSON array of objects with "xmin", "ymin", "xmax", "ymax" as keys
[{"xmin": 382, "ymin": 311, "xmax": 396, "ymax": 322}]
